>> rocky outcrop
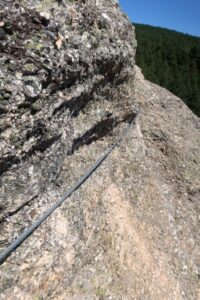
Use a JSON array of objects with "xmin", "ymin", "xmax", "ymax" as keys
[
  {"xmin": 0, "ymin": 0, "xmax": 136, "ymax": 218},
  {"xmin": 0, "ymin": 1, "xmax": 200, "ymax": 300}
]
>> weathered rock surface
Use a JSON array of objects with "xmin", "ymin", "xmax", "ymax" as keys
[
  {"xmin": 0, "ymin": 1, "xmax": 200, "ymax": 299},
  {"xmin": 0, "ymin": 0, "xmax": 135, "ymax": 219}
]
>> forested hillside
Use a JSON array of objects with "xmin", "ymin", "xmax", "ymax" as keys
[{"xmin": 134, "ymin": 23, "xmax": 200, "ymax": 116}]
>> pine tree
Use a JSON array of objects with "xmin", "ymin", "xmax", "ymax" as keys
[{"xmin": 134, "ymin": 23, "xmax": 200, "ymax": 116}]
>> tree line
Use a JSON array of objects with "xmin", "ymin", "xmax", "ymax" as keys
[{"xmin": 134, "ymin": 23, "xmax": 200, "ymax": 117}]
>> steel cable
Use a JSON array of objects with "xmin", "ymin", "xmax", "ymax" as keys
[{"xmin": 0, "ymin": 111, "xmax": 139, "ymax": 266}]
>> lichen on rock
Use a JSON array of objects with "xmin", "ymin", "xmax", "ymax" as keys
[{"xmin": 0, "ymin": 0, "xmax": 136, "ymax": 202}]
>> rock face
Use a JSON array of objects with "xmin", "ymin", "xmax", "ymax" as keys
[
  {"xmin": 0, "ymin": 0, "xmax": 135, "ymax": 220},
  {"xmin": 0, "ymin": 1, "xmax": 200, "ymax": 300}
]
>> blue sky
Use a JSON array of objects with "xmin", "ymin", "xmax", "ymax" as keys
[{"xmin": 119, "ymin": 0, "xmax": 200, "ymax": 37}]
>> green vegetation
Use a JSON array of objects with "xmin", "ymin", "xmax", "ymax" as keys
[{"xmin": 134, "ymin": 23, "xmax": 200, "ymax": 116}]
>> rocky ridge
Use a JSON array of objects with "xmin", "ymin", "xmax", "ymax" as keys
[{"xmin": 0, "ymin": 1, "xmax": 200, "ymax": 299}]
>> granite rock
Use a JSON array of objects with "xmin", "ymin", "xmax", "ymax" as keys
[{"xmin": 0, "ymin": 1, "xmax": 199, "ymax": 299}]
